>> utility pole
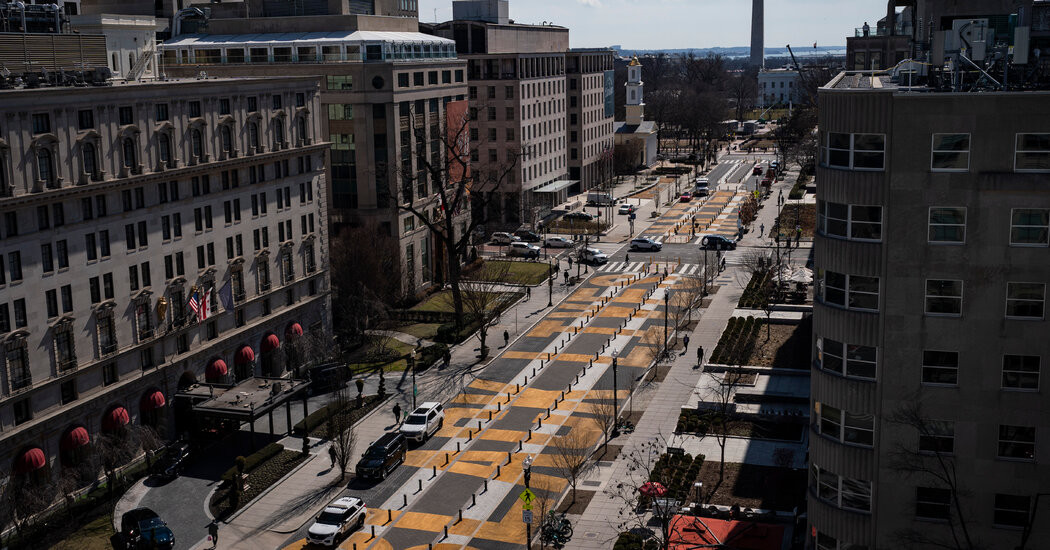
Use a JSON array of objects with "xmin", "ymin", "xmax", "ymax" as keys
[
  {"xmin": 523, "ymin": 455, "xmax": 534, "ymax": 550},
  {"xmin": 547, "ymin": 260, "xmax": 554, "ymax": 307},
  {"xmin": 611, "ymin": 350, "xmax": 619, "ymax": 430},
  {"xmin": 663, "ymin": 289, "xmax": 670, "ymax": 360}
]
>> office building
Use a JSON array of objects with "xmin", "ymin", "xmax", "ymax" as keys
[
  {"xmin": 160, "ymin": 3, "xmax": 470, "ymax": 293},
  {"xmin": 0, "ymin": 75, "xmax": 331, "ymax": 473},
  {"xmin": 565, "ymin": 49, "xmax": 615, "ymax": 194},
  {"xmin": 810, "ymin": 2, "xmax": 1050, "ymax": 548}
]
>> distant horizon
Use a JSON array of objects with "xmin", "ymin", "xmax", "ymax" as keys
[{"xmin": 417, "ymin": 0, "xmax": 880, "ymax": 50}]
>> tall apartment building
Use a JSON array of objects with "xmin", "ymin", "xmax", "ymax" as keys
[
  {"xmin": 566, "ymin": 49, "xmax": 615, "ymax": 193},
  {"xmin": 810, "ymin": 2, "xmax": 1050, "ymax": 548},
  {"xmin": 0, "ymin": 75, "xmax": 331, "ymax": 472},
  {"xmin": 160, "ymin": 4, "xmax": 469, "ymax": 292},
  {"xmin": 432, "ymin": 0, "xmax": 615, "ymax": 226}
]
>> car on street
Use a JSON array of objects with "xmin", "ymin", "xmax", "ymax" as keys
[
  {"xmin": 120, "ymin": 508, "xmax": 175, "ymax": 550},
  {"xmin": 544, "ymin": 236, "xmax": 573, "ymax": 248},
  {"xmin": 700, "ymin": 235, "xmax": 738, "ymax": 250},
  {"xmin": 630, "ymin": 237, "xmax": 662, "ymax": 251},
  {"xmin": 491, "ymin": 232, "xmax": 519, "ymax": 245},
  {"xmin": 694, "ymin": 177, "xmax": 710, "ymax": 197},
  {"xmin": 399, "ymin": 402, "xmax": 445, "ymax": 443},
  {"xmin": 507, "ymin": 242, "xmax": 541, "ymax": 258},
  {"xmin": 563, "ymin": 211, "xmax": 594, "ymax": 221},
  {"xmin": 356, "ymin": 432, "xmax": 407, "ymax": 480},
  {"xmin": 150, "ymin": 442, "xmax": 191, "ymax": 481},
  {"xmin": 579, "ymin": 247, "xmax": 609, "ymax": 264},
  {"xmin": 514, "ymin": 230, "xmax": 542, "ymax": 242},
  {"xmin": 618, "ymin": 204, "xmax": 636, "ymax": 215},
  {"xmin": 307, "ymin": 496, "xmax": 367, "ymax": 547},
  {"xmin": 770, "ymin": 160, "xmax": 780, "ymax": 172},
  {"xmin": 752, "ymin": 165, "xmax": 763, "ymax": 175},
  {"xmin": 680, "ymin": 192, "xmax": 692, "ymax": 202}
]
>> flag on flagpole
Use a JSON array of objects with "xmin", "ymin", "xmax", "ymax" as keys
[
  {"xmin": 187, "ymin": 287, "xmax": 200, "ymax": 319},
  {"xmin": 199, "ymin": 287, "xmax": 211, "ymax": 322},
  {"xmin": 219, "ymin": 280, "xmax": 234, "ymax": 311}
]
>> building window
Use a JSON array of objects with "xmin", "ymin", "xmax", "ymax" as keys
[
  {"xmin": 925, "ymin": 279, "xmax": 963, "ymax": 316},
  {"xmin": 928, "ymin": 207, "xmax": 966, "ymax": 243},
  {"xmin": 823, "ymin": 132, "xmax": 885, "ymax": 170},
  {"xmin": 158, "ymin": 133, "xmax": 171, "ymax": 165},
  {"xmin": 13, "ymin": 399, "xmax": 30, "ymax": 425},
  {"xmin": 220, "ymin": 126, "xmax": 232, "ymax": 153},
  {"xmin": 155, "ymin": 103, "xmax": 169, "ymax": 121},
  {"xmin": 55, "ymin": 324, "xmax": 76, "ymax": 370},
  {"xmin": 998, "ymin": 425, "xmax": 1036, "ymax": 460},
  {"xmin": 7, "ymin": 340, "xmax": 30, "ymax": 391},
  {"xmin": 37, "ymin": 149, "xmax": 54, "ymax": 185},
  {"xmin": 32, "ymin": 113, "xmax": 51, "ymax": 134},
  {"xmin": 821, "ymin": 271, "xmax": 879, "ymax": 312},
  {"xmin": 102, "ymin": 362, "xmax": 117, "ymax": 385},
  {"xmin": 78, "ymin": 109, "xmax": 94, "ymax": 130},
  {"xmin": 918, "ymin": 420, "xmax": 955, "ymax": 454},
  {"xmin": 818, "ymin": 201, "xmax": 882, "ymax": 241},
  {"xmin": 815, "ymin": 402, "xmax": 874, "ymax": 447},
  {"xmin": 994, "ymin": 494, "xmax": 1031, "ymax": 528},
  {"xmin": 915, "ymin": 487, "xmax": 952, "ymax": 520},
  {"xmin": 1010, "ymin": 208, "xmax": 1049, "ymax": 246},
  {"xmin": 60, "ymin": 379, "xmax": 78, "ymax": 404},
  {"xmin": 119, "ymin": 106, "xmax": 134, "ymax": 125},
  {"xmin": 1006, "ymin": 282, "xmax": 1045, "ymax": 319},
  {"xmin": 83, "ymin": 142, "xmax": 98, "ymax": 178},
  {"xmin": 931, "ymin": 133, "xmax": 970, "ymax": 171},
  {"xmin": 818, "ymin": 338, "xmax": 877, "ymax": 380},
  {"xmin": 248, "ymin": 122, "xmax": 259, "ymax": 150},
  {"xmin": 1002, "ymin": 354, "xmax": 1039, "ymax": 390},
  {"xmin": 191, "ymin": 129, "xmax": 203, "ymax": 159},
  {"xmin": 122, "ymin": 137, "xmax": 137, "ymax": 168},
  {"xmin": 189, "ymin": 100, "xmax": 201, "ymax": 118},
  {"xmin": 811, "ymin": 464, "xmax": 871, "ymax": 512},
  {"xmin": 98, "ymin": 314, "xmax": 117, "ymax": 355},
  {"xmin": 1015, "ymin": 133, "xmax": 1050, "ymax": 172},
  {"xmin": 922, "ymin": 350, "xmax": 959, "ymax": 386}
]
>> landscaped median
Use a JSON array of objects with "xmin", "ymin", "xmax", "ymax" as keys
[
  {"xmin": 210, "ymin": 443, "xmax": 306, "ymax": 519},
  {"xmin": 462, "ymin": 259, "xmax": 553, "ymax": 286}
]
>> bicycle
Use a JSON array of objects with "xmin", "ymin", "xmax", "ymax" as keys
[{"xmin": 541, "ymin": 510, "xmax": 573, "ymax": 544}]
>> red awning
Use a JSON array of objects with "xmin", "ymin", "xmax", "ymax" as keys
[
  {"xmin": 262, "ymin": 334, "xmax": 280, "ymax": 352},
  {"xmin": 60, "ymin": 427, "xmax": 90, "ymax": 452},
  {"xmin": 140, "ymin": 390, "xmax": 166, "ymax": 412},
  {"xmin": 14, "ymin": 447, "xmax": 46, "ymax": 474},
  {"xmin": 102, "ymin": 407, "xmax": 130, "ymax": 431},
  {"xmin": 206, "ymin": 359, "xmax": 228, "ymax": 381},
  {"xmin": 286, "ymin": 323, "xmax": 303, "ymax": 338},
  {"xmin": 235, "ymin": 346, "xmax": 255, "ymax": 365},
  {"xmin": 667, "ymin": 516, "xmax": 786, "ymax": 550}
]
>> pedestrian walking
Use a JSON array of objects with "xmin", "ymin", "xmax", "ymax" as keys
[
  {"xmin": 442, "ymin": 350, "xmax": 451, "ymax": 369},
  {"xmin": 208, "ymin": 520, "xmax": 219, "ymax": 549},
  {"xmin": 503, "ymin": 330, "xmax": 510, "ymax": 348},
  {"xmin": 795, "ymin": 225, "xmax": 802, "ymax": 247},
  {"xmin": 760, "ymin": 223, "xmax": 765, "ymax": 237},
  {"xmin": 393, "ymin": 402, "xmax": 402, "ymax": 425},
  {"xmin": 567, "ymin": 256, "xmax": 573, "ymax": 269},
  {"xmin": 778, "ymin": 190, "xmax": 784, "ymax": 205},
  {"xmin": 625, "ymin": 253, "xmax": 630, "ymax": 263},
  {"xmin": 526, "ymin": 286, "xmax": 531, "ymax": 300},
  {"xmin": 697, "ymin": 346, "xmax": 705, "ymax": 367},
  {"xmin": 720, "ymin": 257, "xmax": 726, "ymax": 272},
  {"xmin": 683, "ymin": 334, "xmax": 690, "ymax": 350},
  {"xmin": 328, "ymin": 445, "xmax": 337, "ymax": 467}
]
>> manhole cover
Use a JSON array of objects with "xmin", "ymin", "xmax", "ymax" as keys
[{"xmin": 583, "ymin": 480, "xmax": 601, "ymax": 487}]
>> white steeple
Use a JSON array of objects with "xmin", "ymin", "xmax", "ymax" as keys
[{"xmin": 625, "ymin": 56, "xmax": 645, "ymax": 126}]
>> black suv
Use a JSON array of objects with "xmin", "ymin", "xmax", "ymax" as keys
[
  {"xmin": 150, "ymin": 442, "xmax": 191, "ymax": 481},
  {"xmin": 120, "ymin": 508, "xmax": 175, "ymax": 550},
  {"xmin": 514, "ymin": 230, "xmax": 542, "ymax": 242},
  {"xmin": 355, "ymin": 432, "xmax": 406, "ymax": 480},
  {"xmin": 700, "ymin": 235, "xmax": 737, "ymax": 250}
]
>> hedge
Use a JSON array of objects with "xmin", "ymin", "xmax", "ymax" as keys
[
  {"xmin": 416, "ymin": 343, "xmax": 449, "ymax": 371},
  {"xmin": 220, "ymin": 443, "xmax": 283, "ymax": 483},
  {"xmin": 710, "ymin": 316, "xmax": 763, "ymax": 366},
  {"xmin": 738, "ymin": 270, "xmax": 773, "ymax": 309},
  {"xmin": 613, "ymin": 532, "xmax": 660, "ymax": 550},
  {"xmin": 293, "ymin": 402, "xmax": 339, "ymax": 436}
]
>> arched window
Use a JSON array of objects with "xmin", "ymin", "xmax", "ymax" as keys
[
  {"xmin": 273, "ymin": 121, "xmax": 284, "ymax": 146},
  {"xmin": 37, "ymin": 149, "xmax": 53, "ymax": 184},
  {"xmin": 158, "ymin": 133, "xmax": 171, "ymax": 164},
  {"xmin": 191, "ymin": 129, "xmax": 202, "ymax": 158},
  {"xmin": 83, "ymin": 142, "xmax": 97, "ymax": 177},
  {"xmin": 122, "ymin": 137, "xmax": 136, "ymax": 168},
  {"xmin": 297, "ymin": 117, "xmax": 307, "ymax": 142},
  {"xmin": 220, "ymin": 126, "xmax": 232, "ymax": 153},
  {"xmin": 248, "ymin": 122, "xmax": 259, "ymax": 149}
]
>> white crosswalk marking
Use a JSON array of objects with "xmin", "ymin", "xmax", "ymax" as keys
[{"xmin": 598, "ymin": 255, "xmax": 748, "ymax": 275}]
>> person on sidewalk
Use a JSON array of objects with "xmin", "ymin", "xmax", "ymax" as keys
[
  {"xmin": 328, "ymin": 445, "xmax": 337, "ymax": 468},
  {"xmin": 526, "ymin": 286, "xmax": 531, "ymax": 300},
  {"xmin": 503, "ymin": 330, "xmax": 510, "ymax": 348},
  {"xmin": 393, "ymin": 402, "xmax": 402, "ymax": 425},
  {"xmin": 442, "ymin": 350, "xmax": 451, "ymax": 369},
  {"xmin": 208, "ymin": 520, "xmax": 219, "ymax": 549},
  {"xmin": 760, "ymin": 223, "xmax": 765, "ymax": 237},
  {"xmin": 697, "ymin": 346, "xmax": 705, "ymax": 368},
  {"xmin": 682, "ymin": 334, "xmax": 690, "ymax": 351}
]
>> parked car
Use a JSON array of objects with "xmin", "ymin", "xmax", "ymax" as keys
[
  {"xmin": 491, "ymin": 232, "xmax": 520, "ymax": 245},
  {"xmin": 579, "ymin": 247, "xmax": 608, "ymax": 264},
  {"xmin": 507, "ymin": 242, "xmax": 541, "ymax": 258},
  {"xmin": 356, "ymin": 432, "xmax": 407, "ymax": 480},
  {"xmin": 120, "ymin": 508, "xmax": 175, "ymax": 550},
  {"xmin": 514, "ymin": 230, "xmax": 542, "ymax": 242},
  {"xmin": 400, "ymin": 402, "xmax": 445, "ymax": 443},
  {"xmin": 770, "ymin": 160, "xmax": 780, "ymax": 171},
  {"xmin": 700, "ymin": 235, "xmax": 738, "ymax": 250},
  {"xmin": 618, "ymin": 204, "xmax": 636, "ymax": 215},
  {"xmin": 307, "ymin": 362, "xmax": 350, "ymax": 394},
  {"xmin": 630, "ymin": 237, "xmax": 662, "ymax": 251},
  {"xmin": 563, "ymin": 211, "xmax": 594, "ymax": 221},
  {"xmin": 151, "ymin": 442, "xmax": 191, "ymax": 481},
  {"xmin": 680, "ymin": 192, "xmax": 693, "ymax": 202},
  {"xmin": 544, "ymin": 236, "xmax": 573, "ymax": 248},
  {"xmin": 307, "ymin": 496, "xmax": 367, "ymax": 547},
  {"xmin": 752, "ymin": 165, "xmax": 763, "ymax": 175}
]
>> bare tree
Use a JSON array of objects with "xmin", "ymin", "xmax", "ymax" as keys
[
  {"xmin": 326, "ymin": 386, "xmax": 358, "ymax": 481},
  {"xmin": 0, "ymin": 474, "xmax": 57, "ymax": 537},
  {"xmin": 673, "ymin": 275, "xmax": 706, "ymax": 326},
  {"xmin": 697, "ymin": 368, "xmax": 746, "ymax": 490},
  {"xmin": 887, "ymin": 399, "xmax": 977, "ymax": 550},
  {"xmin": 395, "ymin": 102, "xmax": 522, "ymax": 330},
  {"xmin": 640, "ymin": 327, "xmax": 670, "ymax": 379},
  {"xmin": 604, "ymin": 435, "xmax": 684, "ymax": 550},
  {"xmin": 451, "ymin": 261, "xmax": 515, "ymax": 360},
  {"xmin": 589, "ymin": 392, "xmax": 619, "ymax": 452},
  {"xmin": 729, "ymin": 68, "xmax": 759, "ymax": 121},
  {"xmin": 548, "ymin": 427, "xmax": 595, "ymax": 505},
  {"xmin": 329, "ymin": 224, "xmax": 397, "ymax": 351}
]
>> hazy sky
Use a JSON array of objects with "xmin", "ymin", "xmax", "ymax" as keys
[{"xmin": 417, "ymin": 0, "xmax": 880, "ymax": 50}]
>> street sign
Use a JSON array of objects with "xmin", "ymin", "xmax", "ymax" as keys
[
  {"xmin": 518, "ymin": 489, "xmax": 535, "ymax": 505},
  {"xmin": 522, "ymin": 502, "xmax": 533, "ymax": 511},
  {"xmin": 523, "ymin": 510, "xmax": 533, "ymax": 523}
]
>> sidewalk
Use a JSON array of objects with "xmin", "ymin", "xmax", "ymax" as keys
[{"xmin": 199, "ymin": 276, "xmax": 587, "ymax": 550}]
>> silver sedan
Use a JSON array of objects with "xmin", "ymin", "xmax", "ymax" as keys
[{"xmin": 544, "ymin": 236, "xmax": 574, "ymax": 248}]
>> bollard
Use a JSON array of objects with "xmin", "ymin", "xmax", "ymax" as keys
[
  {"xmin": 527, "ymin": 429, "xmax": 532, "ymax": 440},
  {"xmin": 458, "ymin": 510, "xmax": 463, "ymax": 524},
  {"xmin": 524, "ymin": 376, "xmax": 528, "ymax": 385},
  {"xmin": 497, "ymin": 401, "xmax": 501, "ymax": 412},
  {"xmin": 444, "ymin": 525, "xmax": 448, "ymax": 539},
  {"xmin": 472, "ymin": 494, "xmax": 476, "ymax": 507},
  {"xmin": 519, "ymin": 440, "xmax": 523, "ymax": 451},
  {"xmin": 561, "ymin": 391, "xmax": 565, "ymax": 400},
  {"xmin": 546, "ymin": 407, "xmax": 551, "ymax": 418},
  {"xmin": 403, "ymin": 494, "xmax": 408, "ymax": 508},
  {"xmin": 538, "ymin": 417, "xmax": 542, "ymax": 429},
  {"xmin": 507, "ymin": 451, "xmax": 512, "ymax": 464},
  {"xmin": 371, "ymin": 525, "xmax": 376, "ymax": 539},
  {"xmin": 575, "ymin": 374, "xmax": 579, "ymax": 384},
  {"xmin": 444, "ymin": 453, "xmax": 449, "ymax": 466},
  {"xmin": 419, "ymin": 479, "xmax": 423, "ymax": 492},
  {"xmin": 516, "ymin": 384, "xmax": 520, "ymax": 393},
  {"xmin": 457, "ymin": 442, "xmax": 461, "ymax": 453},
  {"xmin": 478, "ymin": 420, "xmax": 483, "ymax": 431},
  {"xmin": 388, "ymin": 509, "xmax": 392, "ymax": 524},
  {"xmin": 484, "ymin": 479, "xmax": 489, "ymax": 493},
  {"xmin": 497, "ymin": 464, "xmax": 501, "ymax": 478},
  {"xmin": 532, "ymin": 367, "xmax": 536, "ymax": 376},
  {"xmin": 488, "ymin": 410, "xmax": 493, "ymax": 421},
  {"xmin": 432, "ymin": 465, "xmax": 437, "ymax": 478},
  {"xmin": 469, "ymin": 430, "xmax": 473, "ymax": 441}
]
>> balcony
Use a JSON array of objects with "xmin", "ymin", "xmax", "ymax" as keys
[
  {"xmin": 57, "ymin": 358, "xmax": 77, "ymax": 372},
  {"xmin": 10, "ymin": 374, "xmax": 31, "ymax": 392},
  {"xmin": 100, "ymin": 342, "xmax": 117, "ymax": 356},
  {"xmin": 138, "ymin": 328, "xmax": 154, "ymax": 341},
  {"xmin": 234, "ymin": 290, "xmax": 247, "ymax": 302}
]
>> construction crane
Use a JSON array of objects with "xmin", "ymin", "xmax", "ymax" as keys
[{"xmin": 785, "ymin": 44, "xmax": 817, "ymax": 105}]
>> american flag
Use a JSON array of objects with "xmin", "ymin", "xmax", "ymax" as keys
[
  {"xmin": 187, "ymin": 288, "xmax": 201, "ymax": 319},
  {"xmin": 187, "ymin": 287, "xmax": 210, "ymax": 322}
]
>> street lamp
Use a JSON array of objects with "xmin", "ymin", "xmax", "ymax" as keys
[
  {"xmin": 523, "ymin": 454, "xmax": 534, "ymax": 550},
  {"xmin": 663, "ymin": 288, "xmax": 671, "ymax": 360},
  {"xmin": 611, "ymin": 349, "xmax": 619, "ymax": 434},
  {"xmin": 547, "ymin": 260, "xmax": 554, "ymax": 307},
  {"xmin": 407, "ymin": 353, "xmax": 417, "ymax": 409}
]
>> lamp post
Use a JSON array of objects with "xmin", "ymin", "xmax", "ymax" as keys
[
  {"xmin": 547, "ymin": 260, "xmax": 554, "ymax": 307},
  {"xmin": 407, "ymin": 354, "xmax": 417, "ymax": 409},
  {"xmin": 611, "ymin": 349, "xmax": 619, "ymax": 434},
  {"xmin": 523, "ymin": 454, "xmax": 534, "ymax": 550},
  {"xmin": 663, "ymin": 288, "xmax": 671, "ymax": 360}
]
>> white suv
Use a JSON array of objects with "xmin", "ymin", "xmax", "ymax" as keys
[
  {"xmin": 507, "ymin": 241, "xmax": 541, "ymax": 258},
  {"xmin": 399, "ymin": 402, "xmax": 444, "ymax": 442},
  {"xmin": 491, "ymin": 232, "xmax": 519, "ymax": 245},
  {"xmin": 580, "ymin": 247, "xmax": 608, "ymax": 264},
  {"xmin": 307, "ymin": 497, "xmax": 366, "ymax": 547},
  {"xmin": 630, "ymin": 237, "xmax": 662, "ymax": 251}
]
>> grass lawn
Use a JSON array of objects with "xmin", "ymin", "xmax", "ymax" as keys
[
  {"xmin": 411, "ymin": 291, "xmax": 455, "ymax": 313},
  {"xmin": 397, "ymin": 322, "xmax": 441, "ymax": 341},
  {"xmin": 466, "ymin": 260, "xmax": 552, "ymax": 285},
  {"xmin": 48, "ymin": 513, "xmax": 114, "ymax": 550},
  {"xmin": 347, "ymin": 337, "xmax": 412, "ymax": 374}
]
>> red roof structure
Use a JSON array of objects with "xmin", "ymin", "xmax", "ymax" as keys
[{"xmin": 666, "ymin": 515, "xmax": 787, "ymax": 550}]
